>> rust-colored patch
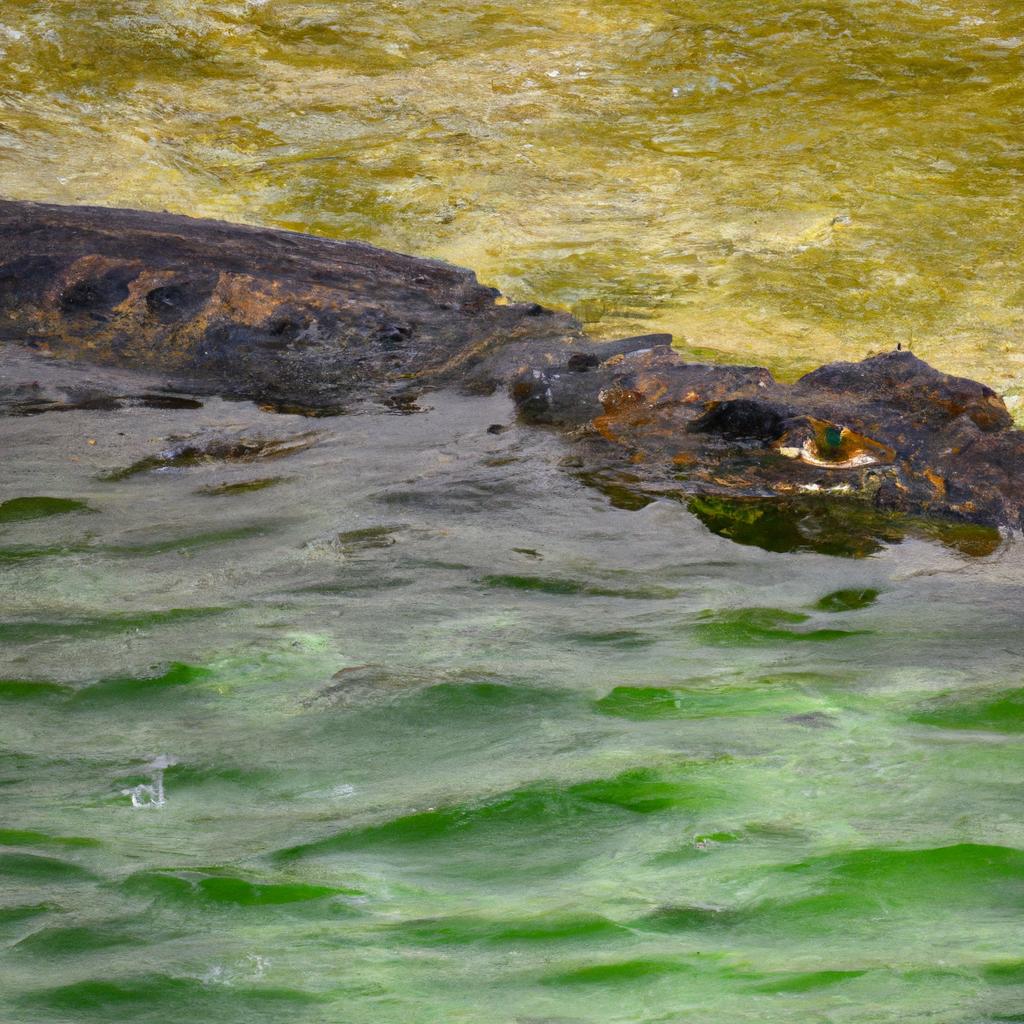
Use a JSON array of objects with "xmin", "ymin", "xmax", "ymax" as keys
[
  {"xmin": 598, "ymin": 387, "xmax": 644, "ymax": 415},
  {"xmin": 711, "ymin": 474, "xmax": 755, "ymax": 488},
  {"xmin": 971, "ymin": 394, "xmax": 1012, "ymax": 431},
  {"xmin": 593, "ymin": 414, "xmax": 624, "ymax": 443},
  {"xmin": 206, "ymin": 273, "xmax": 282, "ymax": 324},
  {"xmin": 924, "ymin": 468, "xmax": 946, "ymax": 495},
  {"xmin": 633, "ymin": 375, "xmax": 670, "ymax": 405},
  {"xmin": 672, "ymin": 451, "xmax": 695, "ymax": 465}
]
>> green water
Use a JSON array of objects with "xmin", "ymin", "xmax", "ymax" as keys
[
  {"xmin": 3, "ymin": 2, "xmax": 1024, "ymax": 1020},
  {"xmin": 3, "ymin": 384, "xmax": 1024, "ymax": 1023}
]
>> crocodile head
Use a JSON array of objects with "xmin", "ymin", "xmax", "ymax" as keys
[{"xmin": 513, "ymin": 345, "xmax": 1024, "ymax": 556}]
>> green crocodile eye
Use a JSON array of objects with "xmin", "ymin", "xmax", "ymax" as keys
[{"xmin": 776, "ymin": 419, "xmax": 896, "ymax": 470}]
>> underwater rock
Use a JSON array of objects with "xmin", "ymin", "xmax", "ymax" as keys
[
  {"xmin": 101, "ymin": 430, "xmax": 318, "ymax": 480},
  {"xmin": 304, "ymin": 664, "xmax": 433, "ymax": 707},
  {"xmin": 0, "ymin": 378, "xmax": 203, "ymax": 416},
  {"xmin": 194, "ymin": 477, "xmax": 291, "ymax": 497},
  {"xmin": 0, "ymin": 343, "xmax": 206, "ymax": 416}
]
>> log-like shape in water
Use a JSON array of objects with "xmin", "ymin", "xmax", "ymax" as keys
[
  {"xmin": 0, "ymin": 199, "xmax": 585, "ymax": 413},
  {"xmin": 2, "ymin": 199, "xmax": 1023, "ymax": 549}
]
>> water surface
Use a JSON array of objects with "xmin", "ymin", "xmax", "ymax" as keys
[
  {"xmin": 2, "ymin": 378, "xmax": 1024, "ymax": 1023},
  {"xmin": 3, "ymin": 3, "xmax": 1024, "ymax": 1020},
  {"xmin": 0, "ymin": 0, "xmax": 1022, "ymax": 393}
]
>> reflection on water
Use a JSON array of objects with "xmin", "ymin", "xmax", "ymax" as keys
[
  {"xmin": 684, "ymin": 493, "xmax": 1004, "ymax": 558},
  {"xmin": 1, "ymin": 1, "xmax": 1022, "ymax": 395},
  {"xmin": 2, "ymin": 385, "xmax": 1024, "ymax": 1022}
]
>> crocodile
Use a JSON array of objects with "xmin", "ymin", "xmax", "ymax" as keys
[{"xmin": 1, "ymin": 198, "xmax": 1022, "ymax": 555}]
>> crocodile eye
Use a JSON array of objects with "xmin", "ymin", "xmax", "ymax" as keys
[{"xmin": 779, "ymin": 421, "xmax": 895, "ymax": 469}]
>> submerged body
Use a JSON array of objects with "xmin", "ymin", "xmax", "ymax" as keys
[{"xmin": 2, "ymin": 199, "xmax": 1022, "ymax": 548}]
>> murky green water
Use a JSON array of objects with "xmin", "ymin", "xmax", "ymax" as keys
[
  {"xmin": 3, "ymin": 3, "xmax": 1024, "ymax": 1021},
  {"xmin": 3, "ymin": 365, "xmax": 1024, "ymax": 1023}
]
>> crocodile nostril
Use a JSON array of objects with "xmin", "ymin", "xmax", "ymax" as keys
[
  {"xmin": 146, "ymin": 284, "xmax": 188, "ymax": 315},
  {"xmin": 144, "ymin": 275, "xmax": 216, "ymax": 321},
  {"xmin": 59, "ymin": 264, "xmax": 138, "ymax": 315}
]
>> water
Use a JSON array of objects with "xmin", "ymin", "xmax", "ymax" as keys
[
  {"xmin": 2, "ymin": 2, "xmax": 1024, "ymax": 1020},
  {"xmin": 3, "ymin": 371, "xmax": 1024, "ymax": 1023},
  {"xmin": 0, "ymin": 1, "xmax": 1022, "ymax": 394}
]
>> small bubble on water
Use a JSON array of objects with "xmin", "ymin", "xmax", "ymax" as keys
[
  {"xmin": 245, "ymin": 954, "xmax": 270, "ymax": 979},
  {"xmin": 121, "ymin": 754, "xmax": 176, "ymax": 809},
  {"xmin": 123, "ymin": 783, "xmax": 163, "ymax": 808}
]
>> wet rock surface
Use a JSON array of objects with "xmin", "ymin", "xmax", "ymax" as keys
[{"xmin": 2, "ymin": 200, "xmax": 1023, "ymax": 550}]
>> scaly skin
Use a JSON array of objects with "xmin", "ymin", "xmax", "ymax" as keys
[
  {"xmin": 512, "ymin": 341, "xmax": 1024, "ymax": 536},
  {"xmin": 2, "ymin": 199, "xmax": 1022, "ymax": 550},
  {"xmin": 0, "ymin": 199, "xmax": 585, "ymax": 413}
]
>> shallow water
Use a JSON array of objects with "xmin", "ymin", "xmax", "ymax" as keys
[
  {"xmin": 3, "ymin": 369, "xmax": 1024, "ymax": 1022},
  {"xmin": 1, "ymin": 0, "xmax": 1023, "ymax": 394}
]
